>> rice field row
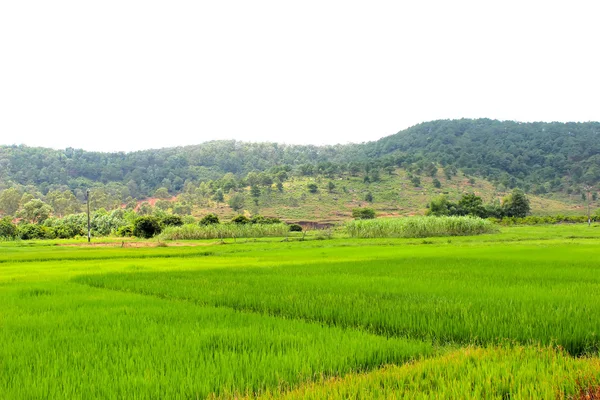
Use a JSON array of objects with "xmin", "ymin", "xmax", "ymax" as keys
[{"xmin": 75, "ymin": 241, "xmax": 600, "ymax": 355}]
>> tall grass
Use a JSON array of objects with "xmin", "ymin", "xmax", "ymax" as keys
[
  {"xmin": 346, "ymin": 216, "xmax": 498, "ymax": 238},
  {"xmin": 159, "ymin": 223, "xmax": 290, "ymax": 240}
]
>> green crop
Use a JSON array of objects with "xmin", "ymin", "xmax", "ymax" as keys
[{"xmin": 345, "ymin": 216, "xmax": 498, "ymax": 238}]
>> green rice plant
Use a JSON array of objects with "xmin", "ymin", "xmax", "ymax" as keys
[
  {"xmin": 158, "ymin": 223, "xmax": 290, "ymax": 240},
  {"xmin": 0, "ymin": 282, "xmax": 431, "ymax": 399},
  {"xmin": 345, "ymin": 216, "xmax": 498, "ymax": 238},
  {"xmin": 76, "ymin": 241, "xmax": 600, "ymax": 355}
]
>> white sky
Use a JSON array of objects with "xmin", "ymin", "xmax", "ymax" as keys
[{"xmin": 1, "ymin": 1, "xmax": 599, "ymax": 152}]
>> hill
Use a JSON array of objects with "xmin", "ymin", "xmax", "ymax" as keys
[{"xmin": 0, "ymin": 119, "xmax": 598, "ymax": 220}]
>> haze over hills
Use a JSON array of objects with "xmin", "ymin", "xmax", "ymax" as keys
[{"xmin": 0, "ymin": 118, "xmax": 598, "ymax": 219}]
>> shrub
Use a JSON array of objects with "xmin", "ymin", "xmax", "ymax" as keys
[
  {"xmin": 289, "ymin": 224, "xmax": 303, "ymax": 232},
  {"xmin": 133, "ymin": 216, "xmax": 162, "ymax": 239},
  {"xmin": 231, "ymin": 215, "xmax": 250, "ymax": 224},
  {"xmin": 352, "ymin": 208, "xmax": 376, "ymax": 220},
  {"xmin": 161, "ymin": 214, "xmax": 184, "ymax": 227},
  {"xmin": 18, "ymin": 224, "xmax": 48, "ymax": 240},
  {"xmin": 0, "ymin": 217, "xmax": 17, "ymax": 239},
  {"xmin": 116, "ymin": 225, "xmax": 134, "ymax": 237},
  {"xmin": 199, "ymin": 213, "xmax": 220, "ymax": 225},
  {"xmin": 307, "ymin": 183, "xmax": 318, "ymax": 193},
  {"xmin": 250, "ymin": 215, "xmax": 281, "ymax": 224}
]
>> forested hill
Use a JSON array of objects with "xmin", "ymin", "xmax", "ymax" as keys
[{"xmin": 1, "ymin": 119, "xmax": 599, "ymax": 199}]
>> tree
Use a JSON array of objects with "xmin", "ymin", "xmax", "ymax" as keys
[
  {"xmin": 0, "ymin": 217, "xmax": 17, "ymax": 238},
  {"xmin": 364, "ymin": 192, "xmax": 373, "ymax": 203},
  {"xmin": 433, "ymin": 178, "xmax": 441, "ymax": 188},
  {"xmin": 307, "ymin": 183, "xmax": 318, "ymax": 193},
  {"xmin": 327, "ymin": 181, "xmax": 336, "ymax": 193},
  {"xmin": 213, "ymin": 188, "xmax": 224, "ymax": 203},
  {"xmin": 352, "ymin": 208, "xmax": 376, "ymax": 219},
  {"xmin": 426, "ymin": 195, "xmax": 452, "ymax": 216},
  {"xmin": 458, "ymin": 193, "xmax": 486, "ymax": 217},
  {"xmin": 199, "ymin": 213, "xmax": 220, "ymax": 225},
  {"xmin": 0, "ymin": 188, "xmax": 21, "ymax": 216},
  {"xmin": 502, "ymin": 188, "xmax": 530, "ymax": 218},
  {"xmin": 250, "ymin": 185, "xmax": 261, "ymax": 198},
  {"xmin": 228, "ymin": 193, "xmax": 245, "ymax": 212},
  {"xmin": 17, "ymin": 199, "xmax": 53, "ymax": 224},
  {"xmin": 154, "ymin": 187, "xmax": 170, "ymax": 199},
  {"xmin": 133, "ymin": 216, "xmax": 162, "ymax": 238}
]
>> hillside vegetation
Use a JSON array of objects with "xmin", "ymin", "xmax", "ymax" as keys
[{"xmin": 1, "ymin": 119, "xmax": 598, "ymax": 221}]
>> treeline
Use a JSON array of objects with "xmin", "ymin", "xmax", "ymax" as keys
[
  {"xmin": 1, "ymin": 119, "xmax": 599, "ymax": 200},
  {"xmin": 427, "ymin": 189, "xmax": 531, "ymax": 219},
  {"xmin": 0, "ymin": 206, "xmax": 294, "ymax": 241}
]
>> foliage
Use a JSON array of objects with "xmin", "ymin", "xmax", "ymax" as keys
[
  {"xmin": 0, "ymin": 217, "xmax": 18, "ymax": 239},
  {"xmin": 249, "ymin": 215, "xmax": 281, "ymax": 224},
  {"xmin": 17, "ymin": 199, "xmax": 53, "ymax": 224},
  {"xmin": 352, "ymin": 208, "xmax": 376, "ymax": 220},
  {"xmin": 133, "ymin": 216, "xmax": 162, "ymax": 238},
  {"xmin": 502, "ymin": 188, "xmax": 531, "ymax": 218},
  {"xmin": 228, "ymin": 193, "xmax": 245, "ymax": 212},
  {"xmin": 199, "ymin": 213, "xmax": 220, "ymax": 225},
  {"xmin": 0, "ymin": 188, "xmax": 21, "ymax": 216},
  {"xmin": 116, "ymin": 225, "xmax": 134, "ymax": 237},
  {"xmin": 160, "ymin": 214, "xmax": 184, "ymax": 227},
  {"xmin": 307, "ymin": 183, "xmax": 318, "ymax": 193},
  {"xmin": 231, "ymin": 215, "xmax": 250, "ymax": 224},
  {"xmin": 18, "ymin": 223, "xmax": 49, "ymax": 240},
  {"xmin": 288, "ymin": 223, "xmax": 303, "ymax": 232}
]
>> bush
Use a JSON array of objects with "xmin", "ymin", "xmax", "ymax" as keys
[
  {"xmin": 161, "ymin": 214, "xmax": 184, "ymax": 227},
  {"xmin": 199, "ymin": 213, "xmax": 220, "ymax": 225},
  {"xmin": 352, "ymin": 208, "xmax": 376, "ymax": 220},
  {"xmin": 133, "ymin": 216, "xmax": 162, "ymax": 238},
  {"xmin": 307, "ymin": 183, "xmax": 318, "ymax": 193},
  {"xmin": 0, "ymin": 217, "xmax": 17, "ymax": 239},
  {"xmin": 250, "ymin": 215, "xmax": 281, "ymax": 224},
  {"xmin": 116, "ymin": 225, "xmax": 134, "ymax": 237},
  {"xmin": 231, "ymin": 215, "xmax": 250, "ymax": 224},
  {"xmin": 289, "ymin": 224, "xmax": 303, "ymax": 232},
  {"xmin": 18, "ymin": 224, "xmax": 48, "ymax": 240}
]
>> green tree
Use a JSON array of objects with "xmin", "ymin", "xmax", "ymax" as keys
[
  {"xmin": 307, "ymin": 183, "xmax": 318, "ymax": 193},
  {"xmin": 228, "ymin": 193, "xmax": 245, "ymax": 212},
  {"xmin": 17, "ymin": 199, "xmax": 53, "ymax": 224},
  {"xmin": 426, "ymin": 195, "xmax": 453, "ymax": 216},
  {"xmin": 0, "ymin": 217, "xmax": 18, "ymax": 238},
  {"xmin": 133, "ymin": 216, "xmax": 162, "ymax": 238},
  {"xmin": 352, "ymin": 208, "xmax": 376, "ymax": 219},
  {"xmin": 364, "ymin": 192, "xmax": 373, "ymax": 203},
  {"xmin": 0, "ymin": 188, "xmax": 21, "ymax": 216},
  {"xmin": 502, "ymin": 188, "xmax": 531, "ymax": 218},
  {"xmin": 154, "ymin": 187, "xmax": 170, "ymax": 199},
  {"xmin": 199, "ymin": 213, "xmax": 220, "ymax": 225},
  {"xmin": 327, "ymin": 181, "xmax": 336, "ymax": 193},
  {"xmin": 213, "ymin": 188, "xmax": 224, "ymax": 203},
  {"xmin": 458, "ymin": 193, "xmax": 486, "ymax": 217}
]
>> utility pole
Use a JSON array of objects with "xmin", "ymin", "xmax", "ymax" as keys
[
  {"xmin": 86, "ymin": 189, "xmax": 91, "ymax": 242},
  {"xmin": 583, "ymin": 185, "xmax": 592, "ymax": 227}
]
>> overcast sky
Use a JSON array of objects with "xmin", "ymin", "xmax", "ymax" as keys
[{"xmin": 1, "ymin": 1, "xmax": 598, "ymax": 152}]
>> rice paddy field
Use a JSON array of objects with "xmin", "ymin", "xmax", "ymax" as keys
[{"xmin": 2, "ymin": 224, "xmax": 600, "ymax": 399}]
